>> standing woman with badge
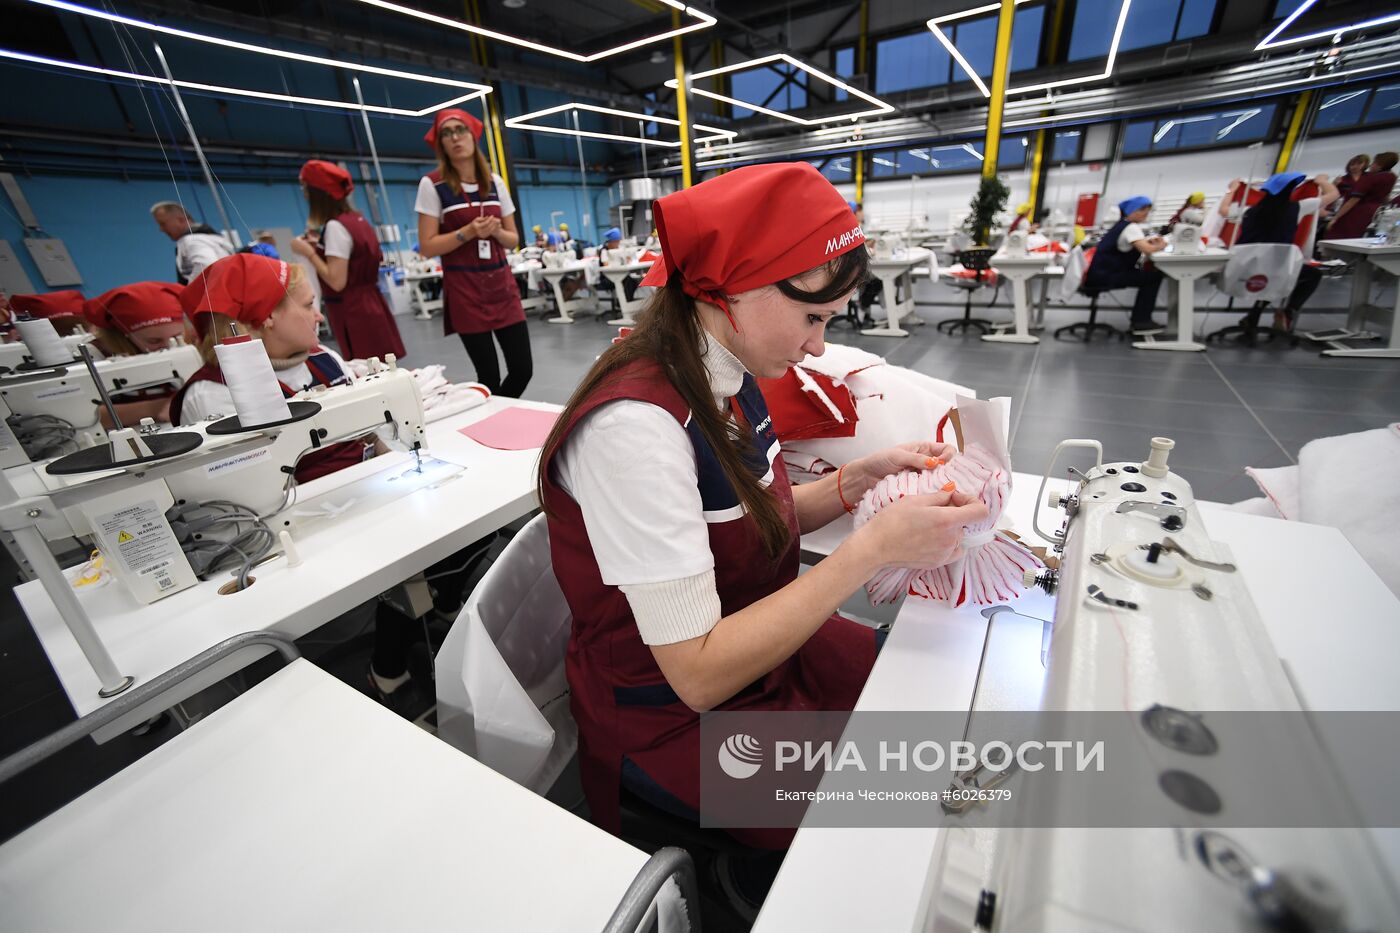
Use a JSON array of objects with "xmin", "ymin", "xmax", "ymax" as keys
[
  {"xmin": 415, "ymin": 109, "xmax": 532, "ymax": 397},
  {"xmin": 291, "ymin": 160, "xmax": 406, "ymax": 363}
]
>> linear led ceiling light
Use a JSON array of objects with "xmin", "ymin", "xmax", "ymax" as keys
[
  {"xmin": 663, "ymin": 54, "xmax": 896, "ymax": 125},
  {"xmin": 351, "ymin": 0, "xmax": 714, "ymax": 63},
  {"xmin": 1153, "ymin": 108, "xmax": 1261, "ymax": 143},
  {"xmin": 928, "ymin": 0, "xmax": 1133, "ymax": 98},
  {"xmin": 14, "ymin": 0, "xmax": 490, "ymax": 115},
  {"xmin": 505, "ymin": 103, "xmax": 736, "ymax": 149},
  {"xmin": 1257, "ymin": 0, "xmax": 1400, "ymax": 51}
]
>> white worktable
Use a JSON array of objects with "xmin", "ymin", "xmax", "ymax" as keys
[
  {"xmin": 981, "ymin": 254, "xmax": 1059, "ymax": 344},
  {"xmin": 0, "ymin": 659, "xmax": 650, "ymax": 933},
  {"xmin": 1133, "ymin": 248, "xmax": 1230, "ymax": 352},
  {"xmin": 541, "ymin": 258, "xmax": 602, "ymax": 324},
  {"xmin": 16, "ymin": 397, "xmax": 560, "ymax": 734},
  {"xmin": 405, "ymin": 268, "xmax": 443, "ymax": 321},
  {"xmin": 863, "ymin": 248, "xmax": 935, "ymax": 338},
  {"xmin": 768, "ymin": 469, "xmax": 1400, "ymax": 932},
  {"xmin": 598, "ymin": 260, "xmax": 655, "ymax": 326},
  {"xmin": 1314, "ymin": 237, "xmax": 1400, "ymax": 359}
]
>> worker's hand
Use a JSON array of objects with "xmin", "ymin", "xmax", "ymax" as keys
[
  {"xmin": 289, "ymin": 235, "xmax": 316, "ymax": 259},
  {"xmin": 852, "ymin": 441, "xmax": 960, "ymax": 495},
  {"xmin": 479, "ymin": 215, "xmax": 503, "ymax": 238},
  {"xmin": 1227, "ymin": 178, "xmax": 1243, "ymax": 191},
  {"xmin": 865, "ymin": 489, "xmax": 989, "ymax": 570},
  {"xmin": 1146, "ymin": 235, "xmax": 1167, "ymax": 249}
]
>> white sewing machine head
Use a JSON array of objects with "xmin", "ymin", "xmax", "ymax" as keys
[
  {"xmin": 1373, "ymin": 206, "xmax": 1400, "ymax": 244},
  {"xmin": 0, "ymin": 345, "xmax": 202, "ymax": 463},
  {"xmin": 918, "ymin": 437, "xmax": 1400, "ymax": 933},
  {"xmin": 1171, "ymin": 222, "xmax": 1203, "ymax": 255},
  {"xmin": 7, "ymin": 362, "xmax": 426, "ymax": 539},
  {"xmin": 1003, "ymin": 229, "xmax": 1029, "ymax": 257}
]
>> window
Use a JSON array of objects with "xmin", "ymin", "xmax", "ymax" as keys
[
  {"xmin": 866, "ymin": 140, "xmax": 1018, "ymax": 178},
  {"xmin": 1364, "ymin": 84, "xmax": 1400, "ymax": 126},
  {"xmin": 999, "ymin": 135, "xmax": 1029, "ymax": 169},
  {"xmin": 939, "ymin": 4, "xmax": 1045, "ymax": 83},
  {"xmin": 730, "ymin": 62, "xmax": 807, "ymax": 119},
  {"xmin": 875, "ymin": 31, "xmax": 950, "ymax": 94},
  {"xmin": 1273, "ymin": 0, "xmax": 1309, "ymax": 18},
  {"xmin": 1121, "ymin": 104, "xmax": 1276, "ymax": 155},
  {"xmin": 833, "ymin": 46, "xmax": 854, "ymax": 101},
  {"xmin": 1313, "ymin": 88, "xmax": 1370, "ymax": 131},
  {"xmin": 815, "ymin": 155, "xmax": 853, "ymax": 182},
  {"xmin": 1052, "ymin": 129, "xmax": 1083, "ymax": 162},
  {"xmin": 1070, "ymin": 0, "xmax": 1217, "ymax": 61}
]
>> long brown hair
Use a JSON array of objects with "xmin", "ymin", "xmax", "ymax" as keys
[
  {"xmin": 538, "ymin": 248, "xmax": 869, "ymax": 558},
  {"xmin": 436, "ymin": 130, "xmax": 494, "ymax": 198},
  {"xmin": 306, "ymin": 186, "xmax": 354, "ymax": 227}
]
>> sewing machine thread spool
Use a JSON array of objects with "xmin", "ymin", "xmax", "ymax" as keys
[
  {"xmin": 214, "ymin": 335, "xmax": 291, "ymax": 427},
  {"xmin": 1141, "ymin": 436, "xmax": 1174, "ymax": 479},
  {"xmin": 14, "ymin": 317, "xmax": 73, "ymax": 367}
]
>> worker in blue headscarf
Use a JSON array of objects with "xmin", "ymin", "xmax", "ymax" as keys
[{"xmin": 1083, "ymin": 195, "xmax": 1168, "ymax": 334}]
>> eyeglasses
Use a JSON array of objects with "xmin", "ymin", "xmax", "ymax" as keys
[{"xmin": 439, "ymin": 125, "xmax": 473, "ymax": 140}]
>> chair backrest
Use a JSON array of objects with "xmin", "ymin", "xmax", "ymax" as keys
[
  {"xmin": 434, "ymin": 514, "xmax": 577, "ymax": 795},
  {"xmin": 956, "ymin": 247, "xmax": 996, "ymax": 282},
  {"xmin": 1219, "ymin": 242, "xmax": 1305, "ymax": 303},
  {"xmin": 1059, "ymin": 243, "xmax": 1091, "ymax": 300}
]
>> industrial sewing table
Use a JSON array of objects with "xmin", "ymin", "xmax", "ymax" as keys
[
  {"xmin": 0, "ymin": 657, "xmax": 655, "ymax": 933},
  {"xmin": 1313, "ymin": 237, "xmax": 1400, "ymax": 359},
  {"xmin": 14, "ymin": 396, "xmax": 562, "ymax": 739},
  {"xmin": 767, "ymin": 471, "xmax": 1400, "ymax": 931}
]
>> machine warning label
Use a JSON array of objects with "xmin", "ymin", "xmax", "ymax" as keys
[{"xmin": 94, "ymin": 500, "xmax": 181, "ymax": 579}]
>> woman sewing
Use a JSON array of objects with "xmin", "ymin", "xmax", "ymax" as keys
[{"xmin": 538, "ymin": 164, "xmax": 986, "ymax": 865}]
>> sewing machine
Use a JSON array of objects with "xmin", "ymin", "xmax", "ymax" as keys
[
  {"xmin": 1170, "ymin": 221, "xmax": 1204, "ymax": 255},
  {"xmin": 0, "ymin": 334, "xmax": 95, "ymax": 372},
  {"xmin": 1002, "ymin": 229, "xmax": 1028, "ymax": 257},
  {"xmin": 1372, "ymin": 207, "xmax": 1400, "ymax": 245},
  {"xmin": 918, "ymin": 437, "xmax": 1400, "ymax": 932},
  {"xmin": 0, "ymin": 345, "xmax": 202, "ymax": 461}
]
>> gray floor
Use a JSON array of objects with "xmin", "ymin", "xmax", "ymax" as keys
[{"xmin": 401, "ymin": 298, "xmax": 1399, "ymax": 507}]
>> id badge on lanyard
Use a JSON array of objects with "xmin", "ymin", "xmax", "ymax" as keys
[{"xmin": 478, "ymin": 238, "xmax": 493, "ymax": 260}]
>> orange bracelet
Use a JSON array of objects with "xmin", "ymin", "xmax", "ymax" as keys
[{"xmin": 837, "ymin": 463, "xmax": 856, "ymax": 514}]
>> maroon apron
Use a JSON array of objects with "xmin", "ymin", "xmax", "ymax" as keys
[
  {"xmin": 427, "ymin": 170, "xmax": 525, "ymax": 336},
  {"xmin": 316, "ymin": 211, "xmax": 407, "ymax": 362},
  {"xmin": 541, "ymin": 359, "xmax": 877, "ymax": 849},
  {"xmin": 171, "ymin": 349, "xmax": 372, "ymax": 483}
]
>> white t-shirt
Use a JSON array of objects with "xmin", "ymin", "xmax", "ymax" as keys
[
  {"xmin": 322, "ymin": 219, "xmax": 353, "ymax": 260},
  {"xmin": 176, "ymin": 231, "xmax": 235, "ymax": 284},
  {"xmin": 414, "ymin": 173, "xmax": 515, "ymax": 219},
  {"xmin": 1116, "ymin": 222, "xmax": 1148, "ymax": 253},
  {"xmin": 553, "ymin": 333, "xmax": 751, "ymax": 646},
  {"xmin": 179, "ymin": 346, "xmax": 350, "ymax": 425}
]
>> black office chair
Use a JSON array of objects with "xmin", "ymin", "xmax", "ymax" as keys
[
  {"xmin": 1205, "ymin": 299, "xmax": 1297, "ymax": 347},
  {"xmin": 939, "ymin": 248, "xmax": 997, "ymax": 335},
  {"xmin": 1054, "ymin": 284, "xmax": 1126, "ymax": 342}
]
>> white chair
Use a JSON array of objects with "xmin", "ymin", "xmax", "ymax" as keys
[
  {"xmin": 434, "ymin": 514, "xmax": 576, "ymax": 795},
  {"xmin": 1206, "ymin": 242, "xmax": 1305, "ymax": 345}
]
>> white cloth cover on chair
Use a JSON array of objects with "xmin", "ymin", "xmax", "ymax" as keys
[
  {"xmin": 1059, "ymin": 243, "xmax": 1089, "ymax": 301},
  {"xmin": 1218, "ymin": 243, "xmax": 1304, "ymax": 305},
  {"xmin": 435, "ymin": 514, "xmax": 576, "ymax": 795}
]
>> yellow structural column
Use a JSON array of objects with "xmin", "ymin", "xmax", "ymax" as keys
[
  {"xmin": 1274, "ymin": 90, "xmax": 1315, "ymax": 174},
  {"xmin": 674, "ymin": 9, "xmax": 694, "ymax": 189},
  {"xmin": 982, "ymin": 0, "xmax": 1016, "ymax": 178},
  {"xmin": 1027, "ymin": 129, "xmax": 1047, "ymax": 209}
]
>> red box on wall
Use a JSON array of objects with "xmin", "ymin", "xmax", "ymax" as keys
[{"xmin": 1075, "ymin": 193, "xmax": 1100, "ymax": 228}]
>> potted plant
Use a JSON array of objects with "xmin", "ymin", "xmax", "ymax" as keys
[{"xmin": 962, "ymin": 175, "xmax": 1011, "ymax": 247}]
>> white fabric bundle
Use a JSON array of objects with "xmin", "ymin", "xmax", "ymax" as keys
[
  {"xmin": 853, "ymin": 396, "xmax": 1041, "ymax": 607},
  {"xmin": 783, "ymin": 343, "xmax": 973, "ymax": 480},
  {"xmin": 343, "ymin": 359, "xmax": 491, "ymax": 423}
]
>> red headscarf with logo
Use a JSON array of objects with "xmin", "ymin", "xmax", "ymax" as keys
[
  {"xmin": 85, "ymin": 282, "xmax": 185, "ymax": 334},
  {"xmin": 9, "ymin": 290, "xmax": 85, "ymax": 319},
  {"xmin": 299, "ymin": 160, "xmax": 354, "ymax": 199},
  {"xmin": 638, "ymin": 162, "xmax": 865, "ymax": 329},
  {"xmin": 180, "ymin": 254, "xmax": 292, "ymax": 339},
  {"xmin": 423, "ymin": 108, "xmax": 484, "ymax": 148}
]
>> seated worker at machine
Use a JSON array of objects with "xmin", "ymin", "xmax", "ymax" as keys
[
  {"xmin": 547, "ymin": 231, "xmax": 588, "ymax": 302},
  {"xmin": 598, "ymin": 227, "xmax": 642, "ymax": 303},
  {"xmin": 1234, "ymin": 172, "xmax": 1340, "ymax": 331},
  {"xmin": 172, "ymin": 252, "xmax": 481, "ymax": 717},
  {"xmin": 83, "ymin": 281, "xmax": 191, "ymax": 424},
  {"xmin": 1162, "ymin": 192, "xmax": 1206, "ymax": 232},
  {"xmin": 1008, "ymin": 201, "xmax": 1037, "ymax": 233},
  {"xmin": 1083, "ymin": 195, "xmax": 1168, "ymax": 334},
  {"xmin": 538, "ymin": 164, "xmax": 986, "ymax": 891},
  {"xmin": 531, "ymin": 224, "xmax": 547, "ymax": 248},
  {"xmin": 7, "ymin": 290, "xmax": 90, "ymax": 337}
]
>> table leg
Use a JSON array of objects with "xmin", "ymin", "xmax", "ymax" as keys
[
  {"xmin": 1322, "ymin": 273, "xmax": 1400, "ymax": 358},
  {"xmin": 1135, "ymin": 273, "xmax": 1205, "ymax": 351},
  {"xmin": 547, "ymin": 278, "xmax": 575, "ymax": 324},
  {"xmin": 861, "ymin": 271, "xmax": 910, "ymax": 337},
  {"xmin": 982, "ymin": 275, "xmax": 1038, "ymax": 344}
]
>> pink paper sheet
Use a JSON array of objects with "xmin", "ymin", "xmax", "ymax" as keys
[{"xmin": 457, "ymin": 407, "xmax": 559, "ymax": 450}]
